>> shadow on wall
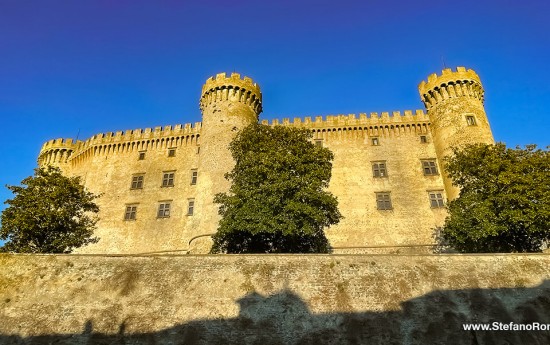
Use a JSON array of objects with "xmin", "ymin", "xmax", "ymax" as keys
[{"xmin": 2, "ymin": 281, "xmax": 550, "ymax": 345}]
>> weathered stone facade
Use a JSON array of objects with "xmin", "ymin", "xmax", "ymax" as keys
[
  {"xmin": 37, "ymin": 67, "xmax": 494, "ymax": 254},
  {"xmin": 1, "ymin": 254, "xmax": 549, "ymax": 344}
]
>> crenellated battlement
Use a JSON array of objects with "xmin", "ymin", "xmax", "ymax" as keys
[
  {"xmin": 38, "ymin": 138, "xmax": 81, "ymax": 167},
  {"xmin": 419, "ymin": 67, "xmax": 481, "ymax": 94},
  {"xmin": 39, "ymin": 122, "xmax": 203, "ymax": 167},
  {"xmin": 261, "ymin": 109, "xmax": 429, "ymax": 128},
  {"xmin": 39, "ymin": 137, "xmax": 80, "ymax": 153},
  {"xmin": 80, "ymin": 122, "xmax": 202, "ymax": 147},
  {"xmin": 418, "ymin": 67, "xmax": 484, "ymax": 110},
  {"xmin": 201, "ymin": 72, "xmax": 261, "ymax": 97},
  {"xmin": 200, "ymin": 72, "xmax": 262, "ymax": 114}
]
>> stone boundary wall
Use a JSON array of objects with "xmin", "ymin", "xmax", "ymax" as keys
[{"xmin": 1, "ymin": 254, "xmax": 549, "ymax": 344}]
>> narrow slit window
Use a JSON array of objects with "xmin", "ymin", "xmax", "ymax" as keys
[{"xmin": 187, "ymin": 199, "xmax": 195, "ymax": 216}]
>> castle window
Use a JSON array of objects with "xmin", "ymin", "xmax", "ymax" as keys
[
  {"xmin": 162, "ymin": 172, "xmax": 175, "ymax": 187},
  {"xmin": 420, "ymin": 135, "xmax": 428, "ymax": 143},
  {"xmin": 130, "ymin": 175, "xmax": 144, "ymax": 189},
  {"xmin": 371, "ymin": 137, "xmax": 380, "ymax": 146},
  {"xmin": 428, "ymin": 191, "xmax": 445, "ymax": 208},
  {"xmin": 157, "ymin": 202, "xmax": 171, "ymax": 218},
  {"xmin": 372, "ymin": 161, "xmax": 388, "ymax": 178},
  {"xmin": 466, "ymin": 115, "xmax": 477, "ymax": 126},
  {"xmin": 190, "ymin": 169, "xmax": 198, "ymax": 185},
  {"xmin": 138, "ymin": 152, "xmax": 146, "ymax": 160},
  {"xmin": 422, "ymin": 160, "xmax": 439, "ymax": 175},
  {"xmin": 187, "ymin": 199, "xmax": 195, "ymax": 216},
  {"xmin": 197, "ymin": 146, "xmax": 200, "ymax": 154},
  {"xmin": 124, "ymin": 205, "xmax": 137, "ymax": 221},
  {"xmin": 376, "ymin": 192, "xmax": 392, "ymax": 210},
  {"xmin": 315, "ymin": 139, "xmax": 323, "ymax": 147},
  {"xmin": 168, "ymin": 148, "xmax": 176, "ymax": 157}
]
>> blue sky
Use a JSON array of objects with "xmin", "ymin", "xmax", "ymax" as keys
[{"xmin": 0, "ymin": 0, "xmax": 549, "ymax": 236}]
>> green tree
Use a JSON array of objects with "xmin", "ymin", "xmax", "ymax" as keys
[
  {"xmin": 211, "ymin": 123, "xmax": 342, "ymax": 253},
  {"xmin": 440, "ymin": 143, "xmax": 550, "ymax": 253},
  {"xmin": 0, "ymin": 166, "xmax": 100, "ymax": 253}
]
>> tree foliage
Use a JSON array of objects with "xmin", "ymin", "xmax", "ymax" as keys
[
  {"xmin": 0, "ymin": 166, "xmax": 100, "ymax": 253},
  {"xmin": 441, "ymin": 143, "xmax": 550, "ymax": 252},
  {"xmin": 211, "ymin": 123, "xmax": 342, "ymax": 253}
]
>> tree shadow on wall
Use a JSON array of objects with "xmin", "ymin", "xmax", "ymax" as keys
[{"xmin": 2, "ymin": 281, "xmax": 550, "ymax": 345}]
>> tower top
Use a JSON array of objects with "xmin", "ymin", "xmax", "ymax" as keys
[
  {"xmin": 201, "ymin": 72, "xmax": 261, "ymax": 97},
  {"xmin": 418, "ymin": 67, "xmax": 484, "ymax": 110},
  {"xmin": 418, "ymin": 66, "xmax": 481, "ymax": 96},
  {"xmin": 200, "ymin": 72, "xmax": 262, "ymax": 114}
]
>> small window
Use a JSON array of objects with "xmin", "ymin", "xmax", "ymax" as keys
[
  {"xmin": 168, "ymin": 148, "xmax": 176, "ymax": 157},
  {"xmin": 157, "ymin": 202, "xmax": 171, "ymax": 218},
  {"xmin": 422, "ymin": 160, "xmax": 439, "ymax": 175},
  {"xmin": 196, "ymin": 146, "xmax": 200, "ymax": 154},
  {"xmin": 124, "ymin": 205, "xmax": 137, "ymax": 221},
  {"xmin": 187, "ymin": 199, "xmax": 195, "ymax": 216},
  {"xmin": 420, "ymin": 135, "xmax": 428, "ymax": 143},
  {"xmin": 162, "ymin": 172, "xmax": 175, "ymax": 187},
  {"xmin": 315, "ymin": 139, "xmax": 323, "ymax": 147},
  {"xmin": 376, "ymin": 192, "xmax": 392, "ymax": 210},
  {"xmin": 466, "ymin": 115, "xmax": 477, "ymax": 126},
  {"xmin": 372, "ymin": 161, "xmax": 387, "ymax": 178},
  {"xmin": 138, "ymin": 152, "xmax": 146, "ymax": 160},
  {"xmin": 429, "ymin": 191, "xmax": 445, "ymax": 208},
  {"xmin": 130, "ymin": 175, "xmax": 144, "ymax": 189},
  {"xmin": 371, "ymin": 137, "xmax": 380, "ymax": 146},
  {"xmin": 190, "ymin": 169, "xmax": 198, "ymax": 185}
]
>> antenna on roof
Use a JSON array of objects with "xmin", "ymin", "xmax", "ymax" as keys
[
  {"xmin": 75, "ymin": 128, "xmax": 81, "ymax": 141},
  {"xmin": 441, "ymin": 55, "xmax": 447, "ymax": 69}
]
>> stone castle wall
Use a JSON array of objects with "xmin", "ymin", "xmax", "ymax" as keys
[
  {"xmin": 40, "ymin": 125, "xmax": 203, "ymax": 254},
  {"xmin": 1, "ymin": 254, "xmax": 549, "ymax": 344},
  {"xmin": 37, "ymin": 67, "xmax": 494, "ymax": 254},
  {"xmin": 272, "ymin": 111, "xmax": 447, "ymax": 249}
]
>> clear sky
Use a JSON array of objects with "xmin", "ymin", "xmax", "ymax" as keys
[{"xmin": 0, "ymin": 0, "xmax": 549, "ymax": 236}]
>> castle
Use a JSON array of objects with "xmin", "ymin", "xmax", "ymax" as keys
[{"xmin": 37, "ymin": 67, "xmax": 494, "ymax": 254}]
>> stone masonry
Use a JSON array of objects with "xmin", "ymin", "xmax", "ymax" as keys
[
  {"xmin": 0, "ymin": 253, "xmax": 548, "ymax": 344},
  {"xmin": 37, "ymin": 67, "xmax": 494, "ymax": 254}
]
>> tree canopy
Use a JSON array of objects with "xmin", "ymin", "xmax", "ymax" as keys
[
  {"xmin": 440, "ymin": 143, "xmax": 550, "ymax": 253},
  {"xmin": 211, "ymin": 123, "xmax": 342, "ymax": 253},
  {"xmin": 0, "ymin": 166, "xmax": 100, "ymax": 253}
]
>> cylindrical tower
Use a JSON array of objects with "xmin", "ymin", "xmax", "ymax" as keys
[
  {"xmin": 419, "ymin": 67, "xmax": 494, "ymax": 200},
  {"xmin": 192, "ymin": 72, "xmax": 262, "ymax": 252},
  {"xmin": 37, "ymin": 138, "xmax": 78, "ymax": 172}
]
